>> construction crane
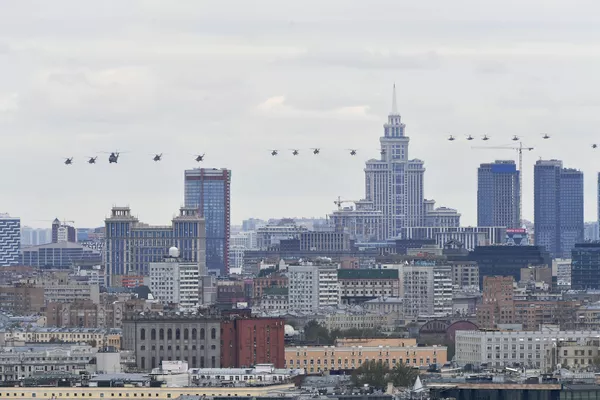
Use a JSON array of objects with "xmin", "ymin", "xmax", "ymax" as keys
[
  {"xmin": 471, "ymin": 142, "xmax": 534, "ymax": 227},
  {"xmin": 333, "ymin": 196, "xmax": 361, "ymax": 211}
]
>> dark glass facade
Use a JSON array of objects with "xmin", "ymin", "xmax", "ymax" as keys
[
  {"xmin": 571, "ymin": 243, "xmax": 600, "ymax": 290},
  {"xmin": 534, "ymin": 160, "xmax": 584, "ymax": 258},
  {"xmin": 184, "ymin": 168, "xmax": 231, "ymax": 275},
  {"xmin": 21, "ymin": 243, "xmax": 102, "ymax": 269},
  {"xmin": 477, "ymin": 160, "xmax": 520, "ymax": 229}
]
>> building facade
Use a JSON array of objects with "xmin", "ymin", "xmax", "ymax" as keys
[
  {"xmin": 477, "ymin": 160, "xmax": 520, "ymax": 229},
  {"xmin": 0, "ymin": 214, "xmax": 20, "ymax": 266},
  {"xmin": 122, "ymin": 314, "xmax": 221, "ymax": 371},
  {"xmin": 220, "ymin": 317, "xmax": 285, "ymax": 368},
  {"xmin": 21, "ymin": 242, "xmax": 102, "ymax": 269},
  {"xmin": 184, "ymin": 168, "xmax": 231, "ymax": 275},
  {"xmin": 402, "ymin": 264, "xmax": 453, "ymax": 317},
  {"xmin": 571, "ymin": 243, "xmax": 600, "ymax": 290},
  {"xmin": 149, "ymin": 253, "xmax": 204, "ymax": 310},
  {"xmin": 338, "ymin": 269, "xmax": 399, "ymax": 304},
  {"xmin": 104, "ymin": 207, "xmax": 205, "ymax": 286},
  {"xmin": 288, "ymin": 264, "xmax": 339, "ymax": 312},
  {"xmin": 534, "ymin": 160, "xmax": 584, "ymax": 258},
  {"xmin": 329, "ymin": 200, "xmax": 384, "ymax": 242}
]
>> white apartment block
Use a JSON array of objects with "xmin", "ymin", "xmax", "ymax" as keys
[
  {"xmin": 288, "ymin": 264, "xmax": 339, "ymax": 313},
  {"xmin": 149, "ymin": 254, "xmax": 202, "ymax": 310},
  {"xmin": 455, "ymin": 327, "xmax": 600, "ymax": 370},
  {"xmin": 44, "ymin": 283, "xmax": 100, "ymax": 304},
  {"xmin": 402, "ymin": 264, "xmax": 453, "ymax": 317}
]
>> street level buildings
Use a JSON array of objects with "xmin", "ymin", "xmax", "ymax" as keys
[
  {"xmin": 184, "ymin": 168, "xmax": 231, "ymax": 275},
  {"xmin": 477, "ymin": 160, "xmax": 520, "ymax": 229}
]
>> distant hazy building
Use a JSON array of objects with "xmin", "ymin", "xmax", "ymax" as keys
[
  {"xmin": 242, "ymin": 218, "xmax": 266, "ymax": 232},
  {"xmin": 256, "ymin": 224, "xmax": 308, "ymax": 249},
  {"xmin": 401, "ymin": 226, "xmax": 506, "ymax": 250},
  {"xmin": 21, "ymin": 242, "xmax": 102, "ymax": 269},
  {"xmin": 184, "ymin": 168, "xmax": 231, "ymax": 275},
  {"xmin": 0, "ymin": 214, "xmax": 20, "ymax": 266},
  {"xmin": 585, "ymin": 222, "xmax": 599, "ymax": 242},
  {"xmin": 423, "ymin": 200, "xmax": 461, "ymax": 227},
  {"xmin": 20, "ymin": 227, "xmax": 52, "ymax": 247},
  {"xmin": 51, "ymin": 218, "xmax": 76, "ymax": 243},
  {"xmin": 104, "ymin": 207, "xmax": 205, "ymax": 286},
  {"xmin": 328, "ymin": 200, "xmax": 384, "ymax": 242},
  {"xmin": 534, "ymin": 160, "xmax": 584, "ymax": 258},
  {"xmin": 477, "ymin": 160, "xmax": 520, "ymax": 229}
]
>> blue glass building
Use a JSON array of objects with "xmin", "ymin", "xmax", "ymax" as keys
[
  {"xmin": 104, "ymin": 207, "xmax": 206, "ymax": 286},
  {"xmin": 534, "ymin": 160, "xmax": 584, "ymax": 258},
  {"xmin": 184, "ymin": 168, "xmax": 231, "ymax": 275},
  {"xmin": 0, "ymin": 214, "xmax": 20, "ymax": 266},
  {"xmin": 21, "ymin": 242, "xmax": 101, "ymax": 269},
  {"xmin": 477, "ymin": 160, "xmax": 520, "ymax": 229}
]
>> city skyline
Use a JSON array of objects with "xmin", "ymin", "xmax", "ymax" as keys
[{"xmin": 3, "ymin": 1, "xmax": 600, "ymax": 228}]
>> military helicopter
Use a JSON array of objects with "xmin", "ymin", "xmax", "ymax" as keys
[
  {"xmin": 64, "ymin": 157, "xmax": 73, "ymax": 165},
  {"xmin": 194, "ymin": 154, "xmax": 205, "ymax": 162},
  {"xmin": 106, "ymin": 152, "xmax": 120, "ymax": 163},
  {"xmin": 270, "ymin": 150, "xmax": 278, "ymax": 156},
  {"xmin": 542, "ymin": 133, "xmax": 550, "ymax": 139},
  {"xmin": 593, "ymin": 144, "xmax": 598, "ymax": 149},
  {"xmin": 380, "ymin": 148, "xmax": 386, "ymax": 155},
  {"xmin": 348, "ymin": 149, "xmax": 357, "ymax": 156},
  {"xmin": 290, "ymin": 149, "xmax": 299, "ymax": 156},
  {"xmin": 311, "ymin": 148, "xmax": 320, "ymax": 155},
  {"xmin": 512, "ymin": 135, "xmax": 519, "ymax": 141},
  {"xmin": 153, "ymin": 153, "xmax": 163, "ymax": 162},
  {"xmin": 466, "ymin": 135, "xmax": 474, "ymax": 141},
  {"xmin": 87, "ymin": 157, "xmax": 97, "ymax": 164},
  {"xmin": 448, "ymin": 135, "xmax": 455, "ymax": 141}
]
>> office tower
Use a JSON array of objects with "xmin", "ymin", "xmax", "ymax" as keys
[
  {"xmin": 365, "ymin": 85, "xmax": 457, "ymax": 239},
  {"xmin": 51, "ymin": 218, "xmax": 76, "ymax": 243},
  {"xmin": 104, "ymin": 207, "xmax": 205, "ymax": 286},
  {"xmin": 598, "ymin": 172, "xmax": 600, "ymax": 240},
  {"xmin": 534, "ymin": 160, "xmax": 584, "ymax": 258},
  {"xmin": 571, "ymin": 243, "xmax": 600, "ymax": 290},
  {"xmin": 0, "ymin": 214, "xmax": 20, "ymax": 266},
  {"xmin": 477, "ymin": 160, "xmax": 520, "ymax": 229},
  {"xmin": 184, "ymin": 168, "xmax": 231, "ymax": 275}
]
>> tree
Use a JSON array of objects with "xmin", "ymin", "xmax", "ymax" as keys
[{"xmin": 351, "ymin": 360, "xmax": 419, "ymax": 389}]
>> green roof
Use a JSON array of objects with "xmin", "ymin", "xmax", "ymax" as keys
[{"xmin": 337, "ymin": 269, "xmax": 398, "ymax": 280}]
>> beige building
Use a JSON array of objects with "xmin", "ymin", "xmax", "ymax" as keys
[
  {"xmin": 317, "ymin": 312, "xmax": 397, "ymax": 332},
  {"xmin": 0, "ymin": 327, "xmax": 121, "ymax": 349},
  {"xmin": 546, "ymin": 339, "xmax": 600, "ymax": 371},
  {"xmin": 285, "ymin": 338, "xmax": 447, "ymax": 374}
]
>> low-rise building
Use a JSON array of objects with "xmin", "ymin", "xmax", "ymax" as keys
[
  {"xmin": 338, "ymin": 269, "xmax": 399, "ymax": 304},
  {"xmin": 253, "ymin": 287, "xmax": 289, "ymax": 313},
  {"xmin": 190, "ymin": 363, "xmax": 303, "ymax": 385},
  {"xmin": 547, "ymin": 338, "xmax": 600, "ymax": 371},
  {"xmin": 0, "ymin": 327, "xmax": 121, "ymax": 348},
  {"xmin": 285, "ymin": 338, "xmax": 446, "ymax": 374}
]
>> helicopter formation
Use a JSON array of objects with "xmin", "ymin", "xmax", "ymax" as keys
[
  {"xmin": 63, "ymin": 152, "xmax": 206, "ymax": 165},
  {"xmin": 446, "ymin": 133, "xmax": 551, "ymax": 142}
]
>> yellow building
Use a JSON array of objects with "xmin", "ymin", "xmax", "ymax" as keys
[
  {"xmin": 285, "ymin": 338, "xmax": 446, "ymax": 374},
  {"xmin": 0, "ymin": 328, "xmax": 121, "ymax": 349}
]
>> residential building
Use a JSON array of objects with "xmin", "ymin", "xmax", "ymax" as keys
[
  {"xmin": 242, "ymin": 218, "xmax": 266, "ymax": 232},
  {"xmin": 288, "ymin": 263, "xmax": 339, "ymax": 312},
  {"xmin": 104, "ymin": 207, "xmax": 205, "ymax": 286},
  {"xmin": 51, "ymin": 218, "xmax": 76, "ymax": 243},
  {"xmin": 477, "ymin": 160, "xmax": 520, "ymax": 229},
  {"xmin": 469, "ymin": 245, "xmax": 551, "ymax": 287},
  {"xmin": 253, "ymin": 274, "xmax": 288, "ymax": 301},
  {"xmin": 328, "ymin": 200, "xmax": 384, "ymax": 242},
  {"xmin": 553, "ymin": 258, "xmax": 572, "ymax": 288},
  {"xmin": 455, "ymin": 326, "xmax": 600, "ymax": 369},
  {"xmin": 285, "ymin": 338, "xmax": 446, "ymax": 373},
  {"xmin": 0, "ymin": 327, "xmax": 121, "ymax": 349},
  {"xmin": 20, "ymin": 227, "xmax": 51, "ymax": 247},
  {"xmin": 0, "ymin": 283, "xmax": 44, "ymax": 314},
  {"xmin": 317, "ymin": 310, "xmax": 399, "ymax": 332},
  {"xmin": 46, "ymin": 300, "xmax": 99, "ymax": 328},
  {"xmin": 547, "ymin": 338, "xmax": 600, "ymax": 371},
  {"xmin": 0, "ymin": 214, "xmax": 20, "ymax": 266},
  {"xmin": 363, "ymin": 297, "xmax": 404, "ymax": 317},
  {"xmin": 338, "ymin": 269, "xmax": 399, "ymax": 304},
  {"xmin": 423, "ymin": 200, "xmax": 461, "ymax": 227},
  {"xmin": 256, "ymin": 223, "xmax": 308, "ymax": 249},
  {"xmin": 184, "ymin": 168, "xmax": 231, "ymax": 274},
  {"xmin": 571, "ymin": 243, "xmax": 600, "ymax": 290},
  {"xmin": 534, "ymin": 160, "xmax": 584, "ymax": 258},
  {"xmin": 253, "ymin": 288, "xmax": 289, "ymax": 313},
  {"xmin": 402, "ymin": 264, "xmax": 453, "ymax": 317},
  {"xmin": 450, "ymin": 261, "xmax": 479, "ymax": 289},
  {"xmin": 476, "ymin": 276, "xmax": 515, "ymax": 329},
  {"xmin": 299, "ymin": 231, "xmax": 350, "ymax": 252},
  {"xmin": 220, "ymin": 317, "xmax": 285, "ymax": 368},
  {"xmin": 149, "ymin": 248, "xmax": 204, "ymax": 310},
  {"xmin": 122, "ymin": 314, "xmax": 222, "ymax": 370},
  {"xmin": 20, "ymin": 242, "xmax": 102, "ymax": 269}
]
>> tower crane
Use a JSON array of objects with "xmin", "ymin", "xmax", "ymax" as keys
[
  {"xmin": 334, "ymin": 196, "xmax": 361, "ymax": 211},
  {"xmin": 471, "ymin": 142, "xmax": 534, "ymax": 227}
]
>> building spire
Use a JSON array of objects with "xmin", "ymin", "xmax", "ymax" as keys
[{"xmin": 391, "ymin": 83, "xmax": 398, "ymax": 115}]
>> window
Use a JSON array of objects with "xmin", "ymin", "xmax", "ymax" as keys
[
  {"xmin": 141, "ymin": 357, "xmax": 145, "ymax": 370},
  {"xmin": 184, "ymin": 329, "xmax": 189, "ymax": 340},
  {"xmin": 192, "ymin": 329, "xmax": 197, "ymax": 340},
  {"xmin": 168, "ymin": 329, "xmax": 173, "ymax": 340},
  {"xmin": 176, "ymin": 329, "xmax": 181, "ymax": 340},
  {"xmin": 159, "ymin": 329, "xmax": 164, "ymax": 340},
  {"xmin": 212, "ymin": 356, "xmax": 216, "ymax": 368},
  {"xmin": 211, "ymin": 328, "xmax": 216, "ymax": 340},
  {"xmin": 200, "ymin": 328, "xmax": 205, "ymax": 340},
  {"xmin": 140, "ymin": 329, "xmax": 146, "ymax": 341},
  {"xmin": 151, "ymin": 329, "xmax": 156, "ymax": 340}
]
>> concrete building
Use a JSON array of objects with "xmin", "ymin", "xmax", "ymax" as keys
[
  {"xmin": 184, "ymin": 168, "xmax": 231, "ymax": 275},
  {"xmin": 450, "ymin": 261, "xmax": 479, "ymax": 289},
  {"xmin": 299, "ymin": 231, "xmax": 350, "ymax": 252},
  {"xmin": 329, "ymin": 200, "xmax": 384, "ymax": 242},
  {"xmin": 547, "ymin": 338, "xmax": 600, "ymax": 371},
  {"xmin": 534, "ymin": 160, "xmax": 584, "ymax": 258},
  {"xmin": 285, "ymin": 338, "xmax": 446, "ymax": 374},
  {"xmin": 288, "ymin": 263, "xmax": 339, "ymax": 312},
  {"xmin": 0, "ymin": 327, "xmax": 121, "ymax": 349},
  {"xmin": 455, "ymin": 326, "xmax": 600, "ymax": 370},
  {"xmin": 104, "ymin": 207, "xmax": 205, "ymax": 286},
  {"xmin": 149, "ymin": 247, "xmax": 205, "ymax": 310},
  {"xmin": 44, "ymin": 281, "xmax": 100, "ymax": 304},
  {"xmin": 400, "ymin": 226, "xmax": 506, "ymax": 250},
  {"xmin": 253, "ymin": 287, "xmax": 289, "ymax": 313},
  {"xmin": 338, "ymin": 269, "xmax": 399, "ymax": 304},
  {"xmin": 402, "ymin": 264, "xmax": 453, "ymax": 317},
  {"xmin": 553, "ymin": 258, "xmax": 572, "ymax": 288},
  {"xmin": 255, "ymin": 223, "xmax": 308, "ymax": 249},
  {"xmin": 0, "ymin": 213, "xmax": 20, "ymax": 266},
  {"xmin": 477, "ymin": 160, "xmax": 520, "ymax": 229},
  {"xmin": 476, "ymin": 276, "xmax": 515, "ymax": 329},
  {"xmin": 21, "ymin": 241, "xmax": 102, "ymax": 269},
  {"xmin": 0, "ymin": 283, "xmax": 44, "ymax": 314},
  {"xmin": 423, "ymin": 200, "xmax": 461, "ymax": 227},
  {"xmin": 52, "ymin": 218, "xmax": 76, "ymax": 243},
  {"xmin": 122, "ymin": 314, "xmax": 222, "ymax": 371}
]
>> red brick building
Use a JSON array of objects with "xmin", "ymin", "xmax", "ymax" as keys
[{"xmin": 221, "ymin": 317, "xmax": 285, "ymax": 368}]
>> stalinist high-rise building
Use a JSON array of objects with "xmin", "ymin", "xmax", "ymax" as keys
[{"xmin": 365, "ymin": 86, "xmax": 458, "ymax": 239}]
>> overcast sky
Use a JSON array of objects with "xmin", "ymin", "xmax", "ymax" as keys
[{"xmin": 2, "ymin": 0, "xmax": 600, "ymax": 228}]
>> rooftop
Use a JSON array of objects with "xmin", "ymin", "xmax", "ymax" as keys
[{"xmin": 338, "ymin": 269, "xmax": 398, "ymax": 280}]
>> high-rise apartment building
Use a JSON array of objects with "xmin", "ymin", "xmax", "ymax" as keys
[
  {"xmin": 534, "ymin": 160, "xmax": 584, "ymax": 258},
  {"xmin": 364, "ymin": 86, "xmax": 458, "ymax": 239},
  {"xmin": 184, "ymin": 168, "xmax": 231, "ymax": 275},
  {"xmin": 0, "ymin": 214, "xmax": 20, "ymax": 266},
  {"xmin": 402, "ymin": 264, "xmax": 453, "ymax": 317},
  {"xmin": 51, "ymin": 218, "xmax": 76, "ymax": 243},
  {"xmin": 477, "ymin": 160, "xmax": 520, "ymax": 229},
  {"xmin": 104, "ymin": 207, "xmax": 205, "ymax": 286},
  {"xmin": 287, "ymin": 263, "xmax": 339, "ymax": 312}
]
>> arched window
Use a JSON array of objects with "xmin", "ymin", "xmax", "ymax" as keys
[
  {"xmin": 141, "ymin": 357, "xmax": 146, "ymax": 370},
  {"xmin": 200, "ymin": 328, "xmax": 205, "ymax": 340},
  {"xmin": 184, "ymin": 329, "xmax": 189, "ymax": 340},
  {"xmin": 151, "ymin": 329, "xmax": 156, "ymax": 340},
  {"xmin": 140, "ymin": 329, "xmax": 146, "ymax": 341},
  {"xmin": 151, "ymin": 357, "xmax": 156, "ymax": 369},
  {"xmin": 211, "ymin": 328, "xmax": 216, "ymax": 340},
  {"xmin": 176, "ymin": 328, "xmax": 181, "ymax": 340},
  {"xmin": 192, "ymin": 328, "xmax": 197, "ymax": 340},
  {"xmin": 167, "ymin": 329, "xmax": 173, "ymax": 340},
  {"xmin": 159, "ymin": 329, "xmax": 164, "ymax": 340}
]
